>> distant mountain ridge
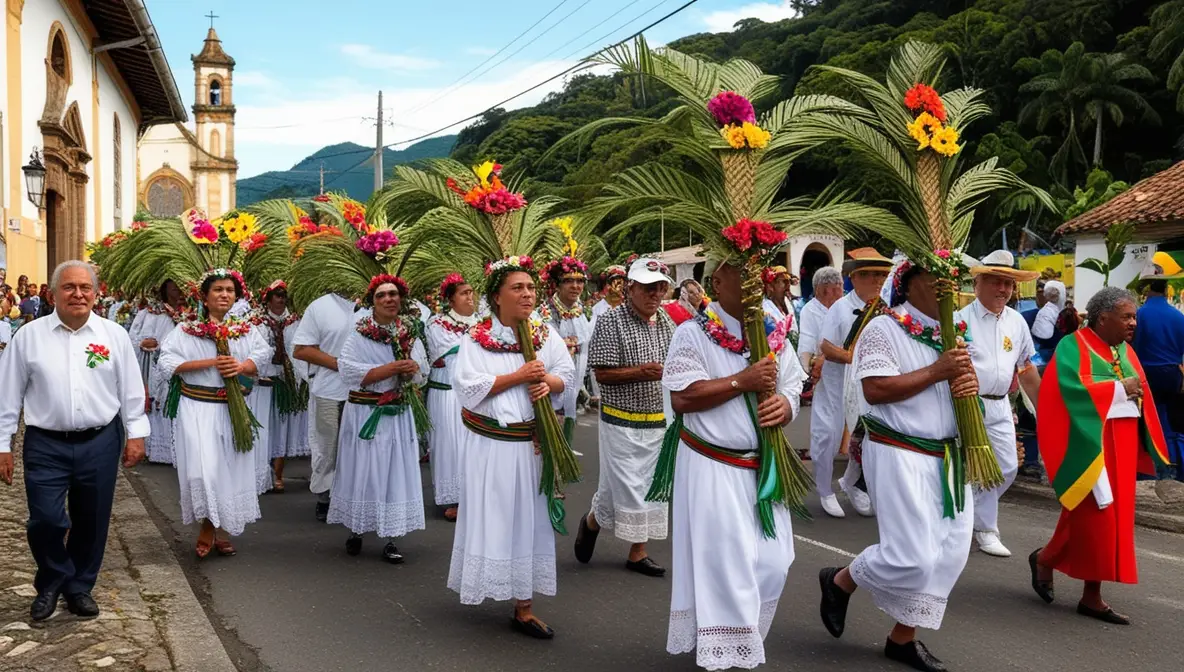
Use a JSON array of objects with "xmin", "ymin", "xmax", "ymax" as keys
[{"xmin": 237, "ymin": 135, "xmax": 457, "ymax": 205}]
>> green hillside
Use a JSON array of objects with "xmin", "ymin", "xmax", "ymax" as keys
[{"xmin": 238, "ymin": 135, "xmax": 457, "ymax": 205}]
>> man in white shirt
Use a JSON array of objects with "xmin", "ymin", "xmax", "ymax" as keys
[
  {"xmin": 813, "ymin": 248, "xmax": 892, "ymax": 518},
  {"xmin": 293, "ymin": 292, "xmax": 361, "ymax": 522},
  {"xmin": 797, "ymin": 266, "xmax": 844, "ymax": 397},
  {"xmin": 956, "ymin": 251, "xmax": 1042, "ymax": 557},
  {"xmin": 0, "ymin": 261, "xmax": 147, "ymax": 622}
]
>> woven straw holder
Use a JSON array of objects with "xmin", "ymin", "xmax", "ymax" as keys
[
  {"xmin": 491, "ymin": 212, "xmax": 514, "ymax": 255},
  {"xmin": 719, "ymin": 149, "xmax": 758, "ymax": 222}
]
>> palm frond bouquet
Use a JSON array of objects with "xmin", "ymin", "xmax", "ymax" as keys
[{"xmin": 790, "ymin": 42, "xmax": 1057, "ymax": 490}]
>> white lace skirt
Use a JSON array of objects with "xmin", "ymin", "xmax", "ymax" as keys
[
  {"xmin": 327, "ymin": 401, "xmax": 426, "ymax": 538},
  {"xmin": 270, "ymin": 405, "xmax": 310, "ymax": 459},
  {"xmin": 848, "ymin": 438, "xmax": 973, "ymax": 630},
  {"xmin": 591, "ymin": 421, "xmax": 668, "ymax": 543},
  {"xmin": 246, "ymin": 385, "xmax": 273, "ymax": 495},
  {"xmin": 447, "ymin": 433, "xmax": 556, "ymax": 605},
  {"xmin": 668, "ymin": 443, "xmax": 794, "ymax": 671},
  {"xmin": 427, "ymin": 386, "xmax": 464, "ymax": 506},
  {"xmin": 145, "ymin": 404, "xmax": 175, "ymax": 465},
  {"xmin": 173, "ymin": 397, "xmax": 262, "ymax": 536}
]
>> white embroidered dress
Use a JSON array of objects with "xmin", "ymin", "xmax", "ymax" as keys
[
  {"xmin": 156, "ymin": 322, "xmax": 271, "ymax": 536},
  {"xmin": 327, "ymin": 317, "xmax": 428, "ymax": 538},
  {"xmin": 246, "ymin": 317, "xmax": 277, "ymax": 495},
  {"xmin": 426, "ymin": 311, "xmax": 472, "ymax": 506},
  {"xmin": 260, "ymin": 311, "xmax": 310, "ymax": 460},
  {"xmin": 848, "ymin": 304, "xmax": 973, "ymax": 629},
  {"xmin": 130, "ymin": 307, "xmax": 184, "ymax": 465},
  {"xmin": 662, "ymin": 304, "xmax": 805, "ymax": 671},
  {"xmin": 447, "ymin": 317, "xmax": 574, "ymax": 605},
  {"xmin": 810, "ymin": 290, "xmax": 866, "ymax": 497},
  {"xmin": 549, "ymin": 297, "xmax": 592, "ymax": 418}
]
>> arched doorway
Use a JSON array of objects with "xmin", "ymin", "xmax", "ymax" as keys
[
  {"xmin": 39, "ymin": 26, "xmax": 90, "ymax": 269},
  {"xmin": 45, "ymin": 191, "xmax": 61, "ymax": 271},
  {"xmin": 799, "ymin": 243, "xmax": 834, "ymax": 300}
]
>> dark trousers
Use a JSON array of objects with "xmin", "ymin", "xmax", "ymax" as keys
[
  {"xmin": 22, "ymin": 420, "xmax": 123, "ymax": 596},
  {"xmin": 1144, "ymin": 365, "xmax": 1184, "ymax": 481}
]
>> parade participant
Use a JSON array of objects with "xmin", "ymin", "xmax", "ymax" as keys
[
  {"xmin": 0, "ymin": 261, "xmax": 147, "ymax": 621},
  {"xmin": 542, "ymin": 235, "xmax": 592, "ymax": 427},
  {"xmin": 761, "ymin": 265, "xmax": 800, "ymax": 338},
  {"xmin": 819, "ymin": 259, "xmax": 978, "ymax": 672},
  {"xmin": 663, "ymin": 279, "xmax": 706, "ymax": 325},
  {"xmin": 1032, "ymin": 280, "xmax": 1067, "ymax": 361},
  {"xmin": 1030, "ymin": 287, "xmax": 1169, "ymax": 625},
  {"xmin": 128, "ymin": 280, "xmax": 189, "ymax": 465},
  {"xmin": 956, "ymin": 251, "xmax": 1041, "ymax": 558},
  {"xmin": 105, "ymin": 289, "xmax": 126, "ymax": 323},
  {"xmin": 797, "ymin": 267, "xmax": 844, "ymax": 409},
  {"xmin": 448, "ymin": 256, "xmax": 575, "ymax": 639},
  {"xmin": 589, "ymin": 265, "xmax": 627, "ymax": 404},
  {"xmin": 255, "ymin": 282, "xmax": 309, "ymax": 493},
  {"xmin": 659, "ymin": 259, "xmax": 805, "ymax": 669},
  {"xmin": 1131, "ymin": 262, "xmax": 1184, "ymax": 480},
  {"xmin": 577, "ymin": 258, "xmax": 675, "ymax": 575},
  {"xmin": 813, "ymin": 248, "xmax": 891, "ymax": 518},
  {"xmin": 157, "ymin": 269, "xmax": 271, "ymax": 557},
  {"xmin": 293, "ymin": 290, "xmax": 360, "ymax": 522},
  {"xmin": 329, "ymin": 275, "xmax": 428, "ymax": 562},
  {"xmin": 425, "ymin": 273, "xmax": 477, "ymax": 521}
]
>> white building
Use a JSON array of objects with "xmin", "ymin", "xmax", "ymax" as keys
[
  {"xmin": 1, "ymin": 0, "xmax": 186, "ymax": 283},
  {"xmin": 650, "ymin": 234, "xmax": 844, "ymax": 299},
  {"xmin": 137, "ymin": 26, "xmax": 238, "ymax": 218}
]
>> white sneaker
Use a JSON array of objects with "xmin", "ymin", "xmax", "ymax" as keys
[
  {"xmin": 820, "ymin": 494, "xmax": 846, "ymax": 518},
  {"xmin": 975, "ymin": 531, "xmax": 1011, "ymax": 557},
  {"xmin": 839, "ymin": 477, "xmax": 875, "ymax": 517}
]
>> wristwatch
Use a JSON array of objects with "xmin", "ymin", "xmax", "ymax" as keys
[{"xmin": 730, "ymin": 379, "xmax": 739, "ymax": 390}]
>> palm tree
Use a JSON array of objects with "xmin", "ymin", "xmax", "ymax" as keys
[
  {"xmin": 1150, "ymin": 0, "xmax": 1184, "ymax": 111},
  {"xmin": 1080, "ymin": 52, "xmax": 1159, "ymax": 167},
  {"xmin": 1016, "ymin": 43, "xmax": 1092, "ymax": 185}
]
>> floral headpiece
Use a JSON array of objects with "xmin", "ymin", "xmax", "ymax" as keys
[
  {"xmin": 438, "ymin": 272, "xmax": 467, "ymax": 302},
  {"xmin": 262, "ymin": 279, "xmax": 287, "ymax": 301},
  {"xmin": 184, "ymin": 207, "xmax": 218, "ymax": 245},
  {"xmin": 484, "ymin": 255, "xmax": 537, "ymax": 295},
  {"xmin": 447, "ymin": 160, "xmax": 528, "ymax": 215},
  {"xmin": 543, "ymin": 257, "xmax": 589, "ymax": 285},
  {"xmin": 366, "ymin": 274, "xmax": 409, "ymax": 305},
  {"xmin": 904, "ymin": 83, "xmax": 960, "ymax": 157},
  {"xmin": 199, "ymin": 268, "xmax": 249, "ymax": 299},
  {"xmin": 355, "ymin": 229, "xmax": 399, "ymax": 261},
  {"xmin": 761, "ymin": 265, "xmax": 791, "ymax": 285},
  {"xmin": 601, "ymin": 265, "xmax": 627, "ymax": 282},
  {"xmin": 709, "ymin": 91, "xmax": 770, "ymax": 150}
]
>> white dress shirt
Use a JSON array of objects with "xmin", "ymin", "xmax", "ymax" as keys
[
  {"xmin": 292, "ymin": 294, "xmax": 363, "ymax": 402},
  {"xmin": 1031, "ymin": 302, "xmax": 1061, "ymax": 340},
  {"xmin": 0, "ymin": 311, "xmax": 149, "ymax": 452},
  {"xmin": 957, "ymin": 299, "xmax": 1036, "ymax": 397}
]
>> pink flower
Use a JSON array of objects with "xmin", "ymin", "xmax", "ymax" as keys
[
  {"xmin": 708, "ymin": 91, "xmax": 757, "ymax": 127},
  {"xmin": 935, "ymin": 249, "xmax": 951, "ymax": 259},
  {"xmin": 909, "ymin": 321, "xmax": 924, "ymax": 336}
]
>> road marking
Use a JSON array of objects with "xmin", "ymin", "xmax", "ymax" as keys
[
  {"xmin": 1148, "ymin": 596, "xmax": 1184, "ymax": 611},
  {"xmin": 1138, "ymin": 549, "xmax": 1184, "ymax": 565},
  {"xmin": 794, "ymin": 534, "xmax": 857, "ymax": 559}
]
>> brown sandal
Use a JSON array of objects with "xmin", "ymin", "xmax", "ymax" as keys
[
  {"xmin": 444, "ymin": 507, "xmax": 458, "ymax": 522},
  {"xmin": 195, "ymin": 521, "xmax": 215, "ymax": 559},
  {"xmin": 213, "ymin": 539, "xmax": 237, "ymax": 556},
  {"xmin": 273, "ymin": 479, "xmax": 285, "ymax": 493}
]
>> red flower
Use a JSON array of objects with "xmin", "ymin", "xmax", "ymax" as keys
[
  {"xmin": 904, "ymin": 83, "xmax": 947, "ymax": 122},
  {"xmin": 313, "ymin": 194, "xmax": 330, "ymax": 203}
]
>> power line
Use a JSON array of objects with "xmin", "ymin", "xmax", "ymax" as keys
[
  {"xmin": 560, "ymin": 0, "xmax": 675, "ymax": 62},
  {"xmin": 534, "ymin": 0, "xmax": 647, "ymax": 63},
  {"xmin": 393, "ymin": 0, "xmax": 574, "ymax": 118},
  {"xmin": 308, "ymin": 0, "xmax": 701, "ymax": 163}
]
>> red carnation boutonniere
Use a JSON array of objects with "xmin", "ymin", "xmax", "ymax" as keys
[{"xmin": 85, "ymin": 343, "xmax": 111, "ymax": 369}]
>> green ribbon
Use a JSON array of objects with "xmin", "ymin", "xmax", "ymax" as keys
[
  {"xmin": 549, "ymin": 495, "xmax": 567, "ymax": 536},
  {"xmin": 163, "ymin": 375, "xmax": 182, "ymax": 419},
  {"xmin": 645, "ymin": 415, "xmax": 684, "ymax": 503},
  {"xmin": 358, "ymin": 402, "xmax": 407, "ymax": 440},
  {"xmin": 744, "ymin": 392, "xmax": 781, "ymax": 539},
  {"xmin": 861, "ymin": 414, "xmax": 964, "ymax": 519}
]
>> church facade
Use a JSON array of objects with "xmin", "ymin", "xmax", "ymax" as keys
[
  {"xmin": 137, "ymin": 26, "xmax": 238, "ymax": 219},
  {"xmin": 0, "ymin": 0, "xmax": 185, "ymax": 283}
]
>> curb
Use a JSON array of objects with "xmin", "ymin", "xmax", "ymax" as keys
[
  {"xmin": 111, "ymin": 471, "xmax": 238, "ymax": 672},
  {"xmin": 1006, "ymin": 480, "xmax": 1184, "ymax": 535}
]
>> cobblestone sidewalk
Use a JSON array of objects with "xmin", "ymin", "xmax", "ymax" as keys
[{"xmin": 0, "ymin": 426, "xmax": 234, "ymax": 672}]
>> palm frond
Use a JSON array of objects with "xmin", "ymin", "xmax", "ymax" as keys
[
  {"xmin": 811, "ymin": 64, "xmax": 916, "ymax": 150},
  {"xmin": 287, "ymin": 234, "xmax": 382, "ymax": 312},
  {"xmin": 886, "ymin": 41, "xmax": 947, "ymax": 99}
]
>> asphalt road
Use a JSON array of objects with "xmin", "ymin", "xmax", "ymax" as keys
[{"xmin": 127, "ymin": 412, "xmax": 1184, "ymax": 672}]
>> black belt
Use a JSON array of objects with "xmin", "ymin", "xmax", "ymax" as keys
[
  {"xmin": 29, "ymin": 418, "xmax": 116, "ymax": 443},
  {"xmin": 980, "ymin": 394, "xmax": 1007, "ymax": 401}
]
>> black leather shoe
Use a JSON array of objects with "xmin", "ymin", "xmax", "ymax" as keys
[
  {"xmin": 625, "ymin": 556, "xmax": 666, "ymax": 577},
  {"xmin": 1029, "ymin": 548, "xmax": 1054, "ymax": 604},
  {"xmin": 885, "ymin": 639, "xmax": 947, "ymax": 672},
  {"xmin": 66, "ymin": 592, "xmax": 100, "ymax": 619},
  {"xmin": 315, "ymin": 501, "xmax": 330, "ymax": 522},
  {"xmin": 1076, "ymin": 602, "xmax": 1131, "ymax": 625},
  {"xmin": 30, "ymin": 590, "xmax": 60, "ymax": 621},
  {"xmin": 819, "ymin": 567, "xmax": 851, "ymax": 638},
  {"xmin": 573, "ymin": 511, "xmax": 598, "ymax": 564},
  {"xmin": 382, "ymin": 542, "xmax": 404, "ymax": 564},
  {"xmin": 345, "ymin": 534, "xmax": 362, "ymax": 556},
  {"xmin": 510, "ymin": 615, "xmax": 555, "ymax": 639}
]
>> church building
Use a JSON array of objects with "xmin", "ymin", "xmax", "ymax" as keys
[{"xmin": 137, "ymin": 25, "xmax": 237, "ymax": 219}]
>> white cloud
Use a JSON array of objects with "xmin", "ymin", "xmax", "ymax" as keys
[
  {"xmin": 465, "ymin": 46, "xmax": 498, "ymax": 57},
  {"xmin": 702, "ymin": 2, "xmax": 797, "ymax": 33},
  {"xmin": 231, "ymin": 58, "xmax": 591, "ymax": 178},
  {"xmin": 340, "ymin": 44, "xmax": 440, "ymax": 71},
  {"xmin": 233, "ymin": 70, "xmax": 281, "ymax": 91}
]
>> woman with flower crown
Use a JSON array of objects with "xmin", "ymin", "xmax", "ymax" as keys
[
  {"xmin": 425, "ymin": 273, "xmax": 477, "ymax": 521},
  {"xmin": 447, "ymin": 256, "xmax": 574, "ymax": 639},
  {"xmin": 328, "ymin": 274, "xmax": 428, "ymax": 563},
  {"xmin": 253, "ymin": 281, "xmax": 309, "ymax": 493},
  {"xmin": 128, "ymin": 278, "xmax": 189, "ymax": 465},
  {"xmin": 157, "ymin": 270, "xmax": 272, "ymax": 557},
  {"xmin": 542, "ymin": 249, "xmax": 592, "ymax": 426}
]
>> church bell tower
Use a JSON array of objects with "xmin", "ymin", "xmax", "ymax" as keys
[{"xmin": 191, "ymin": 23, "xmax": 238, "ymax": 216}]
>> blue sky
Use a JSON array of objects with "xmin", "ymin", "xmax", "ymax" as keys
[{"xmin": 145, "ymin": 1, "xmax": 796, "ymax": 178}]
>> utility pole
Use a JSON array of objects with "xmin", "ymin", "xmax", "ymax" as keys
[
  {"xmin": 660, "ymin": 207, "xmax": 665, "ymax": 252},
  {"xmin": 374, "ymin": 90, "xmax": 384, "ymax": 192},
  {"xmin": 318, "ymin": 162, "xmax": 329, "ymax": 195}
]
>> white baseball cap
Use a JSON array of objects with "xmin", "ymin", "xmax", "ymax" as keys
[{"xmin": 628, "ymin": 258, "xmax": 673, "ymax": 285}]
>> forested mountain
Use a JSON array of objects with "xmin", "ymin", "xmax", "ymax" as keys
[{"xmin": 448, "ymin": 0, "xmax": 1184, "ymax": 259}]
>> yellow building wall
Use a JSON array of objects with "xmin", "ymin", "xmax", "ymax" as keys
[{"xmin": 1018, "ymin": 253, "xmax": 1076, "ymax": 298}]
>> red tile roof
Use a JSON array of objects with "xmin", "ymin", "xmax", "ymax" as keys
[{"xmin": 1056, "ymin": 160, "xmax": 1184, "ymax": 237}]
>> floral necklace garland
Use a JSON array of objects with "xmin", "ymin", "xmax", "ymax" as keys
[
  {"xmin": 471, "ymin": 316, "xmax": 548, "ymax": 353},
  {"xmin": 251, "ymin": 309, "xmax": 299, "ymax": 330},
  {"xmin": 150, "ymin": 301, "xmax": 188, "ymax": 324},
  {"xmin": 696, "ymin": 307, "xmax": 748, "ymax": 356},
  {"xmin": 549, "ymin": 295, "xmax": 583, "ymax": 320},
  {"xmin": 436, "ymin": 312, "xmax": 472, "ymax": 336},
  {"xmin": 356, "ymin": 315, "xmax": 415, "ymax": 360},
  {"xmin": 885, "ymin": 307, "xmax": 969, "ymax": 352},
  {"xmin": 181, "ymin": 315, "xmax": 253, "ymax": 340}
]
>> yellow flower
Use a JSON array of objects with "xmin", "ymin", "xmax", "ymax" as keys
[
  {"xmin": 721, "ymin": 124, "xmax": 747, "ymax": 149},
  {"xmin": 930, "ymin": 125, "xmax": 961, "ymax": 157},
  {"xmin": 906, "ymin": 115, "xmax": 932, "ymax": 150},
  {"xmin": 741, "ymin": 122, "xmax": 771, "ymax": 149},
  {"xmin": 473, "ymin": 161, "xmax": 497, "ymax": 188},
  {"xmin": 220, "ymin": 212, "xmax": 259, "ymax": 244},
  {"xmin": 551, "ymin": 217, "xmax": 578, "ymax": 256}
]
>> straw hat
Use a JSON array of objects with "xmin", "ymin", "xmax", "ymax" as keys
[
  {"xmin": 842, "ymin": 247, "xmax": 894, "ymax": 274},
  {"xmin": 969, "ymin": 250, "xmax": 1039, "ymax": 282}
]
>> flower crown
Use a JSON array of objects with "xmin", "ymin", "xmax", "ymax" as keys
[
  {"xmin": 542, "ymin": 256, "xmax": 588, "ymax": 284},
  {"xmin": 367, "ymin": 274, "xmax": 408, "ymax": 302},
  {"xmin": 484, "ymin": 255, "xmax": 535, "ymax": 276},
  {"xmin": 438, "ymin": 272, "xmax": 467, "ymax": 302},
  {"xmin": 200, "ymin": 268, "xmax": 249, "ymax": 299},
  {"xmin": 262, "ymin": 279, "xmax": 287, "ymax": 300}
]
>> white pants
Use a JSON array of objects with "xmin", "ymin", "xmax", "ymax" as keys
[
  {"xmin": 849, "ymin": 439, "xmax": 972, "ymax": 630},
  {"xmin": 308, "ymin": 396, "xmax": 344, "ymax": 498},
  {"xmin": 972, "ymin": 398, "xmax": 1018, "ymax": 534},
  {"xmin": 591, "ymin": 420, "xmax": 668, "ymax": 543},
  {"xmin": 809, "ymin": 370, "xmax": 844, "ymax": 497}
]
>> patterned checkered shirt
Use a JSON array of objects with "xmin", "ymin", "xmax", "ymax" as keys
[{"xmin": 588, "ymin": 302, "xmax": 675, "ymax": 415}]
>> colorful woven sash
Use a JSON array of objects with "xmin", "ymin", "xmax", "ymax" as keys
[
  {"xmin": 679, "ymin": 425, "xmax": 760, "ymax": 470},
  {"xmin": 348, "ymin": 390, "xmax": 408, "ymax": 440},
  {"xmin": 432, "ymin": 344, "xmax": 460, "ymax": 368},
  {"xmin": 179, "ymin": 382, "xmax": 231, "ymax": 404},
  {"xmin": 601, "ymin": 404, "xmax": 666, "ymax": 429},
  {"xmin": 426, "ymin": 380, "xmax": 452, "ymax": 391},
  {"xmin": 861, "ymin": 414, "xmax": 965, "ymax": 519},
  {"xmin": 461, "ymin": 408, "xmax": 535, "ymax": 442}
]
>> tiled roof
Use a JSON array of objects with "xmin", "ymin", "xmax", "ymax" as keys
[{"xmin": 1057, "ymin": 160, "xmax": 1184, "ymax": 237}]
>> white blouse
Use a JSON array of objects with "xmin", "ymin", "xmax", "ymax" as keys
[
  {"xmin": 337, "ymin": 323, "xmax": 428, "ymax": 393},
  {"xmin": 426, "ymin": 313, "xmax": 471, "ymax": 387},
  {"xmin": 157, "ymin": 324, "xmax": 272, "ymax": 390}
]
